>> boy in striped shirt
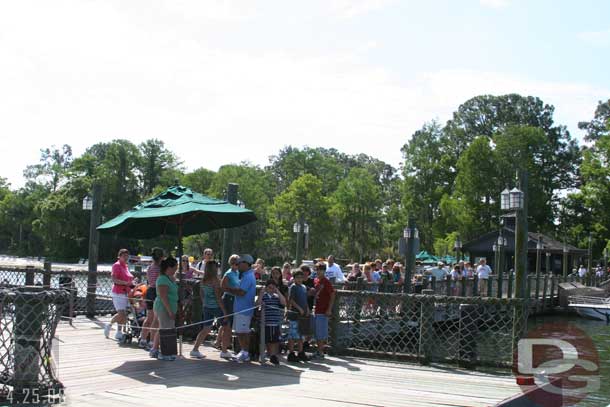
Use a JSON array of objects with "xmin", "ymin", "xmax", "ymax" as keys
[{"xmin": 258, "ymin": 279, "xmax": 286, "ymax": 365}]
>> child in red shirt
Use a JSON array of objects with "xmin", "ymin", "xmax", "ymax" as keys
[{"xmin": 313, "ymin": 263, "xmax": 335, "ymax": 359}]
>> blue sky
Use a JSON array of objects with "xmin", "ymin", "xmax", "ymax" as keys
[{"xmin": 1, "ymin": 0, "xmax": 609, "ymax": 188}]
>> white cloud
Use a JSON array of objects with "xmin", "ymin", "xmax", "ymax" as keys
[
  {"xmin": 328, "ymin": 0, "xmax": 397, "ymax": 19},
  {"xmin": 0, "ymin": 1, "xmax": 606, "ymax": 190},
  {"xmin": 479, "ymin": 0, "xmax": 510, "ymax": 9},
  {"xmin": 577, "ymin": 29, "xmax": 610, "ymax": 47}
]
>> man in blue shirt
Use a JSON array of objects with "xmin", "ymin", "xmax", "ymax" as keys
[{"xmin": 232, "ymin": 254, "xmax": 256, "ymax": 362}]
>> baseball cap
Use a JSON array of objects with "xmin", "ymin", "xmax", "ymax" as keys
[{"xmin": 237, "ymin": 254, "xmax": 254, "ymax": 265}]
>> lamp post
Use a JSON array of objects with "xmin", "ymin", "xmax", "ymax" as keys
[
  {"xmin": 604, "ymin": 247, "xmax": 609, "ymax": 272},
  {"xmin": 496, "ymin": 232, "xmax": 507, "ymax": 298},
  {"xmin": 83, "ymin": 183, "xmax": 102, "ymax": 318},
  {"xmin": 535, "ymin": 237, "xmax": 543, "ymax": 297},
  {"xmin": 587, "ymin": 232, "xmax": 593, "ymax": 275},
  {"xmin": 403, "ymin": 218, "xmax": 418, "ymax": 293},
  {"xmin": 563, "ymin": 239, "xmax": 569, "ymax": 278},
  {"xmin": 454, "ymin": 235, "xmax": 462, "ymax": 263},
  {"xmin": 545, "ymin": 251, "xmax": 551, "ymax": 275},
  {"xmin": 500, "ymin": 170, "xmax": 528, "ymax": 298},
  {"xmin": 293, "ymin": 216, "xmax": 306, "ymax": 267},
  {"xmin": 221, "ymin": 183, "xmax": 239, "ymax": 270}
]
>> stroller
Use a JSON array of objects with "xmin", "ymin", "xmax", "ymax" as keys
[{"xmin": 120, "ymin": 283, "xmax": 147, "ymax": 345}]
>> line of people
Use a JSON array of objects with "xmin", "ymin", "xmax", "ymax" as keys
[{"xmin": 104, "ymin": 248, "xmax": 336, "ymax": 365}]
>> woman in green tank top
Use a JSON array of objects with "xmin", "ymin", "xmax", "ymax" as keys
[{"xmin": 190, "ymin": 261, "xmax": 227, "ymax": 359}]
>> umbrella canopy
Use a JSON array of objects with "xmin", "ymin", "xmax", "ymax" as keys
[{"xmin": 97, "ymin": 185, "xmax": 257, "ymax": 239}]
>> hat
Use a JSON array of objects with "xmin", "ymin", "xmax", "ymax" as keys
[
  {"xmin": 438, "ymin": 261, "xmax": 444, "ymax": 266},
  {"xmin": 237, "ymin": 254, "xmax": 254, "ymax": 265}
]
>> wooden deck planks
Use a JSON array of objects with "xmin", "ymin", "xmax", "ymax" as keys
[{"xmin": 55, "ymin": 317, "xmax": 521, "ymax": 407}]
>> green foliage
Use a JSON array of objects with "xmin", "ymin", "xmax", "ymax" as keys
[{"xmin": 330, "ymin": 167, "xmax": 381, "ymax": 261}]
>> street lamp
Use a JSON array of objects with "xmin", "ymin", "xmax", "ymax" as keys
[
  {"xmin": 535, "ymin": 237, "xmax": 543, "ymax": 298},
  {"xmin": 563, "ymin": 240, "xmax": 569, "ymax": 278},
  {"xmin": 454, "ymin": 235, "xmax": 462, "ymax": 262},
  {"xmin": 82, "ymin": 195, "xmax": 93, "ymax": 211},
  {"xmin": 496, "ymin": 232, "xmax": 507, "ymax": 298},
  {"xmin": 293, "ymin": 218, "xmax": 308, "ymax": 266},
  {"xmin": 403, "ymin": 218, "xmax": 418, "ymax": 293},
  {"xmin": 499, "ymin": 171, "xmax": 528, "ymax": 298},
  {"xmin": 83, "ymin": 185, "xmax": 102, "ymax": 317}
]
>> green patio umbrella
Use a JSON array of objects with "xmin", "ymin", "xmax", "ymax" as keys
[{"xmin": 97, "ymin": 185, "xmax": 257, "ymax": 262}]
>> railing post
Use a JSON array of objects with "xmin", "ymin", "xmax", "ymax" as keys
[
  {"xmin": 541, "ymin": 273, "xmax": 549, "ymax": 313},
  {"xmin": 507, "ymin": 272, "xmax": 514, "ymax": 299},
  {"xmin": 473, "ymin": 275, "xmax": 479, "ymax": 297},
  {"xmin": 430, "ymin": 276, "xmax": 436, "ymax": 292},
  {"xmin": 418, "ymin": 293, "xmax": 434, "ymax": 364},
  {"xmin": 458, "ymin": 303, "xmax": 478, "ymax": 368},
  {"xmin": 329, "ymin": 292, "xmax": 343, "ymax": 355},
  {"xmin": 535, "ymin": 271, "xmax": 541, "ymax": 301},
  {"xmin": 487, "ymin": 276, "xmax": 493, "ymax": 297},
  {"xmin": 445, "ymin": 275, "xmax": 452, "ymax": 296},
  {"xmin": 259, "ymin": 295, "xmax": 265, "ymax": 363},
  {"xmin": 549, "ymin": 275, "xmax": 556, "ymax": 307},
  {"xmin": 25, "ymin": 266, "xmax": 35, "ymax": 286},
  {"xmin": 43, "ymin": 262, "xmax": 52, "ymax": 288},
  {"xmin": 460, "ymin": 275, "xmax": 467, "ymax": 297}
]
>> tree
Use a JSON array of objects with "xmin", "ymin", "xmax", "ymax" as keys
[
  {"xmin": 442, "ymin": 136, "xmax": 498, "ymax": 240},
  {"xmin": 266, "ymin": 174, "xmax": 331, "ymax": 260},
  {"xmin": 329, "ymin": 167, "xmax": 382, "ymax": 261},
  {"xmin": 138, "ymin": 139, "xmax": 181, "ymax": 195},
  {"xmin": 401, "ymin": 121, "xmax": 452, "ymax": 250},
  {"xmin": 578, "ymin": 99, "xmax": 610, "ymax": 142},
  {"xmin": 23, "ymin": 144, "xmax": 73, "ymax": 192},
  {"xmin": 181, "ymin": 167, "xmax": 216, "ymax": 194}
]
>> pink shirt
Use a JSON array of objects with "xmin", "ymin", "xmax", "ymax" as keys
[
  {"xmin": 111, "ymin": 260, "xmax": 133, "ymax": 295},
  {"xmin": 147, "ymin": 263, "xmax": 160, "ymax": 287}
]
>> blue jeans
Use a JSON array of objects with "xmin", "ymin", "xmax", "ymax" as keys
[{"xmin": 314, "ymin": 314, "xmax": 328, "ymax": 341}]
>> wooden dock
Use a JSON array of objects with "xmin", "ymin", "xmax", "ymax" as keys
[{"xmin": 55, "ymin": 317, "xmax": 523, "ymax": 407}]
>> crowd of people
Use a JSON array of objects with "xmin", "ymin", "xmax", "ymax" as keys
[{"xmin": 103, "ymin": 248, "xmax": 337, "ymax": 365}]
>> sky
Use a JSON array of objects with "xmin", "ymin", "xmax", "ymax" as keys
[{"xmin": 1, "ymin": 0, "xmax": 609, "ymax": 188}]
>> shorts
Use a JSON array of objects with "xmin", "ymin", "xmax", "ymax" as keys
[
  {"xmin": 111, "ymin": 292, "xmax": 128, "ymax": 311},
  {"xmin": 145, "ymin": 287, "xmax": 157, "ymax": 310},
  {"xmin": 298, "ymin": 315, "xmax": 313, "ymax": 337},
  {"xmin": 156, "ymin": 305, "xmax": 176, "ymax": 330},
  {"xmin": 288, "ymin": 320, "xmax": 301, "ymax": 340},
  {"xmin": 222, "ymin": 295, "xmax": 234, "ymax": 324},
  {"xmin": 265, "ymin": 325, "xmax": 281, "ymax": 344},
  {"xmin": 203, "ymin": 307, "xmax": 225, "ymax": 327},
  {"xmin": 314, "ymin": 314, "xmax": 328, "ymax": 341},
  {"xmin": 233, "ymin": 313, "xmax": 252, "ymax": 334}
]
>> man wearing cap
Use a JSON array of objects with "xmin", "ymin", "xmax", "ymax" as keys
[
  {"xmin": 427, "ymin": 262, "xmax": 448, "ymax": 281},
  {"xmin": 232, "ymin": 254, "xmax": 256, "ymax": 362},
  {"xmin": 326, "ymin": 255, "xmax": 345, "ymax": 283}
]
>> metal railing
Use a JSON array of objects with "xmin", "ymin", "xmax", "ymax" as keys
[{"xmin": 328, "ymin": 290, "xmax": 529, "ymax": 368}]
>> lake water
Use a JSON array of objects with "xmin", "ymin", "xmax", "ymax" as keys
[{"xmin": 528, "ymin": 314, "xmax": 610, "ymax": 406}]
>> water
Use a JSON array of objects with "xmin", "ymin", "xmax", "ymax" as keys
[{"xmin": 529, "ymin": 314, "xmax": 610, "ymax": 406}]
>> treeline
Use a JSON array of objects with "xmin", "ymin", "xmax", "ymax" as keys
[{"xmin": 0, "ymin": 94, "xmax": 608, "ymax": 263}]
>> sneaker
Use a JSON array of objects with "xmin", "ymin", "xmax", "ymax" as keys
[
  {"xmin": 114, "ymin": 331, "xmax": 124, "ymax": 341},
  {"xmin": 149, "ymin": 349, "xmax": 159, "ymax": 359},
  {"xmin": 168, "ymin": 355, "xmax": 177, "ymax": 361},
  {"xmin": 189, "ymin": 350, "xmax": 205, "ymax": 359},
  {"xmin": 103, "ymin": 324, "xmax": 110, "ymax": 339},
  {"xmin": 298, "ymin": 351, "xmax": 309, "ymax": 362},
  {"xmin": 237, "ymin": 351, "xmax": 250, "ymax": 362},
  {"xmin": 270, "ymin": 355, "xmax": 280, "ymax": 366},
  {"xmin": 138, "ymin": 339, "xmax": 148, "ymax": 349},
  {"xmin": 219, "ymin": 351, "xmax": 233, "ymax": 359},
  {"xmin": 287, "ymin": 352, "xmax": 300, "ymax": 363},
  {"xmin": 313, "ymin": 351, "xmax": 325, "ymax": 360}
]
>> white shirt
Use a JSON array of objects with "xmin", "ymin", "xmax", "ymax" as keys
[
  {"xmin": 326, "ymin": 263, "xmax": 345, "ymax": 283},
  {"xmin": 429, "ymin": 267, "xmax": 447, "ymax": 280},
  {"xmin": 578, "ymin": 267, "xmax": 587, "ymax": 277},
  {"xmin": 476, "ymin": 264, "xmax": 491, "ymax": 279}
]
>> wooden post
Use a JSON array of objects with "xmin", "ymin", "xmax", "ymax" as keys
[
  {"xmin": 43, "ymin": 262, "xmax": 52, "ymax": 288},
  {"xmin": 507, "ymin": 271, "xmax": 514, "ymax": 299},
  {"xmin": 549, "ymin": 275, "xmax": 556, "ymax": 307},
  {"xmin": 329, "ymin": 293, "xmax": 342, "ymax": 355},
  {"xmin": 460, "ymin": 275, "xmax": 467, "ymax": 297},
  {"xmin": 445, "ymin": 275, "xmax": 452, "ymax": 296},
  {"xmin": 458, "ymin": 304, "xmax": 478, "ymax": 368},
  {"xmin": 86, "ymin": 183, "xmax": 102, "ymax": 318},
  {"xmin": 259, "ymin": 295, "xmax": 266, "ymax": 363},
  {"xmin": 487, "ymin": 276, "xmax": 493, "ymax": 297},
  {"xmin": 473, "ymin": 275, "xmax": 479, "ymax": 297},
  {"xmin": 221, "ymin": 183, "xmax": 239, "ymax": 269},
  {"xmin": 418, "ymin": 295, "xmax": 434, "ymax": 364},
  {"xmin": 430, "ymin": 276, "xmax": 437, "ymax": 292},
  {"xmin": 541, "ymin": 273, "xmax": 549, "ymax": 312},
  {"xmin": 25, "ymin": 266, "xmax": 35, "ymax": 286},
  {"xmin": 535, "ymin": 269, "xmax": 541, "ymax": 301}
]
